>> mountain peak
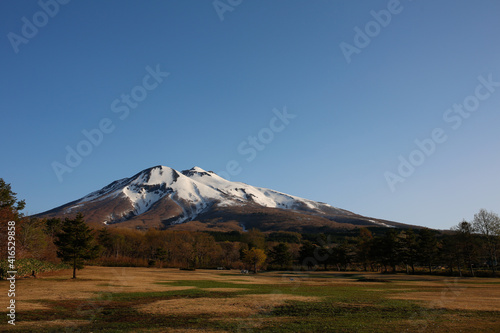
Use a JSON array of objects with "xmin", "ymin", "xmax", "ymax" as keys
[
  {"xmin": 36, "ymin": 164, "xmax": 406, "ymax": 232},
  {"xmin": 181, "ymin": 166, "xmax": 214, "ymax": 178},
  {"xmin": 191, "ymin": 166, "xmax": 206, "ymax": 172}
]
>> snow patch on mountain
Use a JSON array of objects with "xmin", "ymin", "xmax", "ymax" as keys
[
  {"xmin": 68, "ymin": 165, "xmax": 349, "ymax": 224},
  {"xmin": 368, "ymin": 219, "xmax": 395, "ymax": 228},
  {"xmin": 79, "ymin": 178, "xmax": 130, "ymax": 203}
]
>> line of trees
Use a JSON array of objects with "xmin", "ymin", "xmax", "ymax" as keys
[
  {"xmin": 296, "ymin": 213, "xmax": 499, "ymax": 278},
  {"xmin": 1, "ymin": 179, "xmax": 499, "ymax": 278},
  {"xmin": 4, "ymin": 212, "xmax": 499, "ymax": 278}
]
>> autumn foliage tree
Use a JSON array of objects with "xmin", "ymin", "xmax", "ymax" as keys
[
  {"xmin": 219, "ymin": 241, "xmax": 241, "ymax": 268},
  {"xmin": 242, "ymin": 248, "xmax": 267, "ymax": 273},
  {"xmin": 18, "ymin": 217, "xmax": 57, "ymax": 261}
]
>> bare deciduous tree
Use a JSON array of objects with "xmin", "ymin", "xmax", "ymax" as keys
[{"xmin": 472, "ymin": 209, "xmax": 500, "ymax": 277}]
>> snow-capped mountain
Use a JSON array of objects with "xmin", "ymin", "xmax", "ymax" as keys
[{"xmin": 37, "ymin": 166, "xmax": 406, "ymax": 232}]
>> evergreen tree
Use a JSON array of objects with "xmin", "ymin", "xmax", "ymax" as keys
[
  {"xmin": 417, "ymin": 228, "xmax": 439, "ymax": 274},
  {"xmin": 97, "ymin": 228, "xmax": 114, "ymax": 258},
  {"xmin": 299, "ymin": 240, "xmax": 318, "ymax": 270},
  {"xmin": 155, "ymin": 247, "xmax": 169, "ymax": 268},
  {"xmin": 452, "ymin": 220, "xmax": 478, "ymax": 276},
  {"xmin": 269, "ymin": 242, "xmax": 293, "ymax": 269},
  {"xmin": 332, "ymin": 241, "xmax": 352, "ymax": 271},
  {"xmin": 439, "ymin": 236, "xmax": 458, "ymax": 276},
  {"xmin": 368, "ymin": 230, "xmax": 401, "ymax": 273},
  {"xmin": 382, "ymin": 229, "xmax": 400, "ymax": 273},
  {"xmin": 0, "ymin": 178, "xmax": 25, "ymax": 212},
  {"xmin": 355, "ymin": 228, "xmax": 373, "ymax": 271},
  {"xmin": 399, "ymin": 229, "xmax": 418, "ymax": 274},
  {"xmin": 54, "ymin": 213, "xmax": 101, "ymax": 279},
  {"xmin": 44, "ymin": 218, "xmax": 63, "ymax": 239}
]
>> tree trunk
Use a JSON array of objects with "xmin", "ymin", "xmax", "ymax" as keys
[
  {"xmin": 72, "ymin": 256, "xmax": 77, "ymax": 279},
  {"xmin": 491, "ymin": 245, "xmax": 498, "ymax": 277}
]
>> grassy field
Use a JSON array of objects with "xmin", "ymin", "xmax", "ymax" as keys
[{"xmin": 1, "ymin": 267, "xmax": 499, "ymax": 332}]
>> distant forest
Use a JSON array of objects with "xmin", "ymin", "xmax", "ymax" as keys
[{"xmin": 1, "ymin": 179, "xmax": 499, "ymax": 278}]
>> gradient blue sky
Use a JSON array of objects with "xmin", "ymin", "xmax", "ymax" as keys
[{"xmin": 1, "ymin": 0, "xmax": 499, "ymax": 230}]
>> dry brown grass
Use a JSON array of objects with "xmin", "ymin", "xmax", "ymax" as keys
[
  {"xmin": 14, "ymin": 301, "xmax": 51, "ymax": 312},
  {"xmin": 0, "ymin": 266, "xmax": 309, "ymax": 311},
  {"xmin": 0, "ymin": 266, "xmax": 202, "ymax": 305},
  {"xmin": 1, "ymin": 265, "xmax": 499, "ymax": 333},
  {"xmin": 135, "ymin": 329, "xmax": 229, "ymax": 333},
  {"xmin": 390, "ymin": 284, "xmax": 500, "ymax": 311},
  {"xmin": 14, "ymin": 319, "xmax": 90, "ymax": 329},
  {"xmin": 4, "ymin": 267, "xmax": 498, "ymax": 308},
  {"xmin": 137, "ymin": 293, "xmax": 320, "ymax": 316}
]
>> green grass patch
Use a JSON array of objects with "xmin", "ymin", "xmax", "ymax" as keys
[
  {"xmin": 257, "ymin": 299, "xmax": 496, "ymax": 332},
  {"xmin": 94, "ymin": 288, "xmax": 212, "ymax": 302},
  {"xmin": 267, "ymin": 272, "xmax": 365, "ymax": 279},
  {"xmin": 158, "ymin": 279, "xmax": 401, "ymax": 303},
  {"xmin": 156, "ymin": 279, "xmax": 250, "ymax": 289}
]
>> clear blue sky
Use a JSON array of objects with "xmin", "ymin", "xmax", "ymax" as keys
[{"xmin": 1, "ymin": 0, "xmax": 499, "ymax": 230}]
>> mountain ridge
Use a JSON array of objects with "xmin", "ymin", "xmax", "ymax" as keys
[{"xmin": 37, "ymin": 165, "xmax": 412, "ymax": 232}]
